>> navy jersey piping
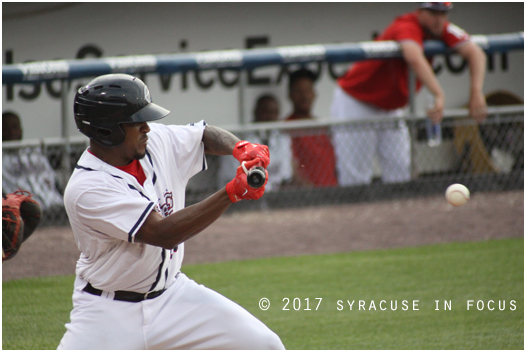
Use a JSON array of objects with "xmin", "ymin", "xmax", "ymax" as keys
[
  {"xmin": 75, "ymin": 165, "xmax": 95, "ymax": 172},
  {"xmin": 128, "ymin": 184, "xmax": 151, "ymax": 200},
  {"xmin": 76, "ymin": 164, "xmax": 123, "ymax": 180},
  {"xmin": 150, "ymin": 249, "xmax": 166, "ymax": 291},
  {"xmin": 128, "ymin": 202, "xmax": 155, "ymax": 243},
  {"xmin": 201, "ymin": 121, "xmax": 207, "ymax": 171},
  {"xmin": 145, "ymin": 150, "xmax": 157, "ymax": 185},
  {"xmin": 145, "ymin": 150, "xmax": 153, "ymax": 166}
]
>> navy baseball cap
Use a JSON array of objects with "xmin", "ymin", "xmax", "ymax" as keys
[{"xmin": 419, "ymin": 2, "xmax": 453, "ymax": 11}]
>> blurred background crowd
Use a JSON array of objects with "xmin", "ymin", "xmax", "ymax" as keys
[{"xmin": 2, "ymin": 2, "xmax": 523, "ymax": 226}]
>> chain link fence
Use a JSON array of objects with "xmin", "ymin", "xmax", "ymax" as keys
[
  {"xmin": 2, "ymin": 106, "xmax": 523, "ymax": 226},
  {"xmin": 188, "ymin": 106, "xmax": 524, "ymax": 212}
]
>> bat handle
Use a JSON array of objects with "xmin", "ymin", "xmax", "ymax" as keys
[{"xmin": 241, "ymin": 161, "xmax": 266, "ymax": 189}]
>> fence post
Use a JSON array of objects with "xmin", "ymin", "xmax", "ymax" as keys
[
  {"xmin": 408, "ymin": 68, "xmax": 418, "ymax": 180},
  {"xmin": 238, "ymin": 70, "xmax": 246, "ymax": 125}
]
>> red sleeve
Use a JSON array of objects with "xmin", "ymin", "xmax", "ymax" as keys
[
  {"xmin": 441, "ymin": 22, "xmax": 470, "ymax": 48},
  {"xmin": 387, "ymin": 21, "xmax": 424, "ymax": 46}
]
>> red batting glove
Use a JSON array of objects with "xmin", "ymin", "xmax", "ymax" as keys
[
  {"xmin": 232, "ymin": 140, "xmax": 270, "ymax": 169},
  {"xmin": 225, "ymin": 159, "xmax": 269, "ymax": 203}
]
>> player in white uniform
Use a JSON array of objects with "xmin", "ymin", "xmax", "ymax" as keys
[{"xmin": 57, "ymin": 74, "xmax": 285, "ymax": 350}]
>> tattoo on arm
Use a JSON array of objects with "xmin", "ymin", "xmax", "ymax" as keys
[{"xmin": 202, "ymin": 125, "xmax": 241, "ymax": 155}]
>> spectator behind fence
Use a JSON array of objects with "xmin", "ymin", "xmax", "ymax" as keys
[
  {"xmin": 286, "ymin": 68, "xmax": 338, "ymax": 187},
  {"xmin": 217, "ymin": 94, "xmax": 293, "ymax": 191},
  {"xmin": 2, "ymin": 111, "xmax": 63, "ymax": 211},
  {"xmin": 331, "ymin": 2, "xmax": 487, "ymax": 186}
]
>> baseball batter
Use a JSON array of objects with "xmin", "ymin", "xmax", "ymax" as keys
[
  {"xmin": 57, "ymin": 74, "xmax": 284, "ymax": 349},
  {"xmin": 331, "ymin": 2, "xmax": 487, "ymax": 186}
]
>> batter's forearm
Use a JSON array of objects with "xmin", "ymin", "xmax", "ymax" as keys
[
  {"xmin": 135, "ymin": 189, "xmax": 232, "ymax": 249},
  {"xmin": 202, "ymin": 125, "xmax": 241, "ymax": 156},
  {"xmin": 166, "ymin": 189, "xmax": 232, "ymax": 245}
]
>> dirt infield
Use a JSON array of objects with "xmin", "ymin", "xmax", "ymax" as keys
[{"xmin": 2, "ymin": 190, "xmax": 523, "ymax": 282}]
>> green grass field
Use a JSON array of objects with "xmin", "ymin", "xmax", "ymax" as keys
[{"xmin": 3, "ymin": 238, "xmax": 523, "ymax": 349}]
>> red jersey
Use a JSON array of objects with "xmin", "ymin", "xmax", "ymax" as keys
[
  {"xmin": 338, "ymin": 12, "xmax": 470, "ymax": 110},
  {"xmin": 115, "ymin": 159, "xmax": 147, "ymax": 186},
  {"xmin": 88, "ymin": 149, "xmax": 147, "ymax": 186},
  {"xmin": 286, "ymin": 114, "xmax": 338, "ymax": 187}
]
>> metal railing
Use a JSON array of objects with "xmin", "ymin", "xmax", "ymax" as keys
[
  {"xmin": 3, "ymin": 33, "xmax": 523, "ymax": 85},
  {"xmin": 2, "ymin": 32, "xmax": 523, "ymax": 134}
]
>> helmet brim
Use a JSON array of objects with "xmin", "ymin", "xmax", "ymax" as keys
[{"xmin": 129, "ymin": 103, "xmax": 170, "ymax": 123}]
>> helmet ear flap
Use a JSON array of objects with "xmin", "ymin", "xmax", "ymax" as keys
[
  {"xmin": 90, "ymin": 125, "xmax": 126, "ymax": 147},
  {"xmin": 94, "ymin": 127, "xmax": 112, "ymax": 137}
]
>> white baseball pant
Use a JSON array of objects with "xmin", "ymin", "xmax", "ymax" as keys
[
  {"xmin": 57, "ymin": 273, "xmax": 285, "ymax": 350},
  {"xmin": 330, "ymin": 86, "xmax": 411, "ymax": 186}
]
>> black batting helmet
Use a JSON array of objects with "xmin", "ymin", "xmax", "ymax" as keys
[{"xmin": 74, "ymin": 74, "xmax": 169, "ymax": 147}]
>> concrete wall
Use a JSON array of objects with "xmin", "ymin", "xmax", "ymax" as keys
[{"xmin": 3, "ymin": 2, "xmax": 523, "ymax": 139}]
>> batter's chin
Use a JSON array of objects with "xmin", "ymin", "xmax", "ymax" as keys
[{"xmin": 134, "ymin": 150, "xmax": 147, "ymax": 160}]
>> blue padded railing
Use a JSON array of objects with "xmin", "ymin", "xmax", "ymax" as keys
[{"xmin": 2, "ymin": 32, "xmax": 523, "ymax": 85}]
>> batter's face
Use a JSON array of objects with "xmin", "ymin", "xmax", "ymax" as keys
[
  {"xmin": 417, "ymin": 9, "xmax": 448, "ymax": 38},
  {"xmin": 120, "ymin": 121, "xmax": 151, "ymax": 161}
]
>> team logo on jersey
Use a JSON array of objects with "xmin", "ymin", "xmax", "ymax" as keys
[{"xmin": 159, "ymin": 191, "xmax": 173, "ymax": 217}]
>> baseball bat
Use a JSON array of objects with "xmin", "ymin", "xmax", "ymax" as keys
[{"xmin": 241, "ymin": 161, "xmax": 266, "ymax": 188}]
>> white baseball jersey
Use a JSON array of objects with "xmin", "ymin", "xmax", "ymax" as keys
[{"xmin": 64, "ymin": 121, "xmax": 207, "ymax": 293}]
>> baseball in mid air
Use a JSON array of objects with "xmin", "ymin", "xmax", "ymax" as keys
[{"xmin": 445, "ymin": 183, "xmax": 470, "ymax": 207}]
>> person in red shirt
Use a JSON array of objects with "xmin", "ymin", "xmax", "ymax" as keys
[
  {"xmin": 286, "ymin": 69, "xmax": 338, "ymax": 187},
  {"xmin": 331, "ymin": 2, "xmax": 487, "ymax": 186}
]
